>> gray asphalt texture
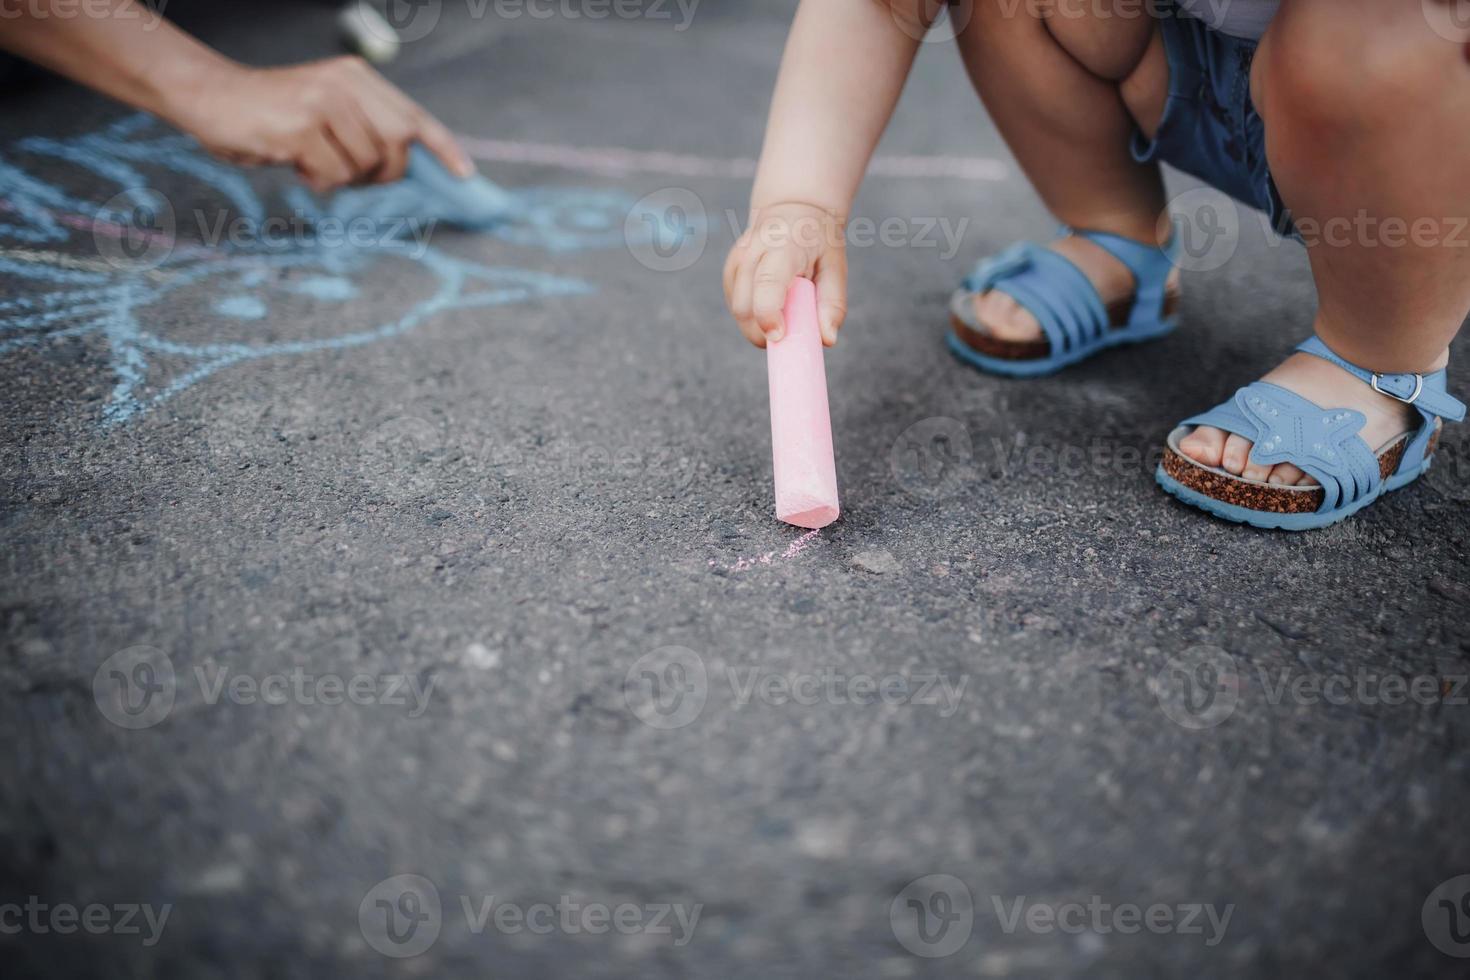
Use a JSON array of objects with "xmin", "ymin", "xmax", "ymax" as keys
[{"xmin": 3, "ymin": 2, "xmax": 1470, "ymax": 978}]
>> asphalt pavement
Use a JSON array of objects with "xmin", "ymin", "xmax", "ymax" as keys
[{"xmin": 2, "ymin": 2, "xmax": 1469, "ymax": 977}]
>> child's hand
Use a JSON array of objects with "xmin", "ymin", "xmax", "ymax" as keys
[{"xmin": 723, "ymin": 202, "xmax": 847, "ymax": 348}]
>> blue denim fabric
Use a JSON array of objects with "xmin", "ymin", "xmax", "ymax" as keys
[{"xmin": 1133, "ymin": 2, "xmax": 1296, "ymax": 240}]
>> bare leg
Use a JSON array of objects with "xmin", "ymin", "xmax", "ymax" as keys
[
  {"xmin": 953, "ymin": 0, "xmax": 1173, "ymax": 340},
  {"xmin": 1178, "ymin": 0, "xmax": 1470, "ymax": 485}
]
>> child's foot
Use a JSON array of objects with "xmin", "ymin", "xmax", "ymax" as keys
[
  {"xmin": 1177, "ymin": 351, "xmax": 1421, "ymax": 486},
  {"xmin": 968, "ymin": 235, "xmax": 1180, "ymax": 344}
]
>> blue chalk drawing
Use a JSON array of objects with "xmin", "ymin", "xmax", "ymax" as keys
[
  {"xmin": 214, "ymin": 295, "xmax": 268, "ymax": 319},
  {"xmin": 288, "ymin": 276, "xmax": 358, "ymax": 301},
  {"xmin": 0, "ymin": 114, "xmax": 698, "ymax": 426}
]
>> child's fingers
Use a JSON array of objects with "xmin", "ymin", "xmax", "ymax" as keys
[
  {"xmin": 728, "ymin": 249, "xmax": 764, "ymax": 347},
  {"xmin": 722, "ymin": 242, "xmax": 745, "ymax": 312},
  {"xmin": 738, "ymin": 318, "xmax": 769, "ymax": 349},
  {"xmin": 814, "ymin": 251, "xmax": 847, "ymax": 347},
  {"xmin": 751, "ymin": 249, "xmax": 798, "ymax": 343}
]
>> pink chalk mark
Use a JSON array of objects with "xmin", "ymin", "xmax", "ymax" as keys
[
  {"xmin": 708, "ymin": 529, "xmax": 822, "ymax": 573},
  {"xmin": 0, "ymin": 199, "xmax": 174, "ymax": 246},
  {"xmin": 455, "ymin": 135, "xmax": 1006, "ymax": 183}
]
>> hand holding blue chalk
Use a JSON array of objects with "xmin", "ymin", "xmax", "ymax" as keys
[{"xmin": 324, "ymin": 143, "xmax": 517, "ymax": 233}]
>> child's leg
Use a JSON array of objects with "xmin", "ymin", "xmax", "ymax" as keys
[
  {"xmin": 952, "ymin": 1, "xmax": 1173, "ymax": 341},
  {"xmin": 1178, "ymin": 0, "xmax": 1470, "ymax": 486}
]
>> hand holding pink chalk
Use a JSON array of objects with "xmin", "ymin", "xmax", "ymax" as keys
[{"xmin": 767, "ymin": 278, "xmax": 840, "ymax": 529}]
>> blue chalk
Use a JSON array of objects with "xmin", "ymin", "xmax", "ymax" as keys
[{"xmin": 323, "ymin": 143, "xmax": 517, "ymax": 235}]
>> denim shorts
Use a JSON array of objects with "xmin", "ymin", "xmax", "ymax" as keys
[{"xmin": 1131, "ymin": 2, "xmax": 1297, "ymax": 239}]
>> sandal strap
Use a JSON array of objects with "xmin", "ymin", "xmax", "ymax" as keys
[
  {"xmin": 1296, "ymin": 336, "xmax": 1466, "ymax": 423},
  {"xmin": 963, "ymin": 241, "xmax": 1109, "ymax": 355},
  {"xmin": 1068, "ymin": 227, "xmax": 1179, "ymax": 300},
  {"xmin": 1183, "ymin": 381, "xmax": 1382, "ymax": 513},
  {"xmin": 959, "ymin": 230, "xmax": 1176, "ymax": 356}
]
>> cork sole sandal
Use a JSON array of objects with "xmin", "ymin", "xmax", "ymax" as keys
[
  {"xmin": 1155, "ymin": 337, "xmax": 1466, "ymax": 531},
  {"xmin": 946, "ymin": 229, "xmax": 1180, "ymax": 378}
]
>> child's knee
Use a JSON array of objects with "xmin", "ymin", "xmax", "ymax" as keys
[{"xmin": 1257, "ymin": 0, "xmax": 1443, "ymax": 143}]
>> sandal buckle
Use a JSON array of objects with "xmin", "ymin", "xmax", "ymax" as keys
[{"xmin": 1370, "ymin": 372, "xmax": 1424, "ymax": 405}]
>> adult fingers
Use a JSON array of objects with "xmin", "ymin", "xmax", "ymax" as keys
[
  {"xmin": 413, "ymin": 109, "xmax": 474, "ymax": 178},
  {"xmin": 356, "ymin": 63, "xmax": 473, "ymax": 178},
  {"xmin": 295, "ymin": 126, "xmax": 355, "ymax": 192},
  {"xmin": 326, "ymin": 108, "xmax": 382, "ymax": 184},
  {"xmin": 350, "ymin": 97, "xmax": 411, "ymax": 183}
]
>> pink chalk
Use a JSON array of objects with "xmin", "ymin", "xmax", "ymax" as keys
[{"xmin": 767, "ymin": 278, "xmax": 840, "ymax": 529}]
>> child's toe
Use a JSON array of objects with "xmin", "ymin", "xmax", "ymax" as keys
[
  {"xmin": 1240, "ymin": 456, "xmax": 1273, "ymax": 483},
  {"xmin": 973, "ymin": 291, "xmax": 1043, "ymax": 343},
  {"xmin": 1221, "ymin": 434, "xmax": 1253, "ymax": 475},
  {"xmin": 1177, "ymin": 426, "xmax": 1226, "ymax": 466},
  {"xmin": 1267, "ymin": 463, "xmax": 1310, "ymax": 486}
]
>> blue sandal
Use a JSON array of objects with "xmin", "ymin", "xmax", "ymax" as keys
[
  {"xmin": 1157, "ymin": 337, "xmax": 1466, "ymax": 530},
  {"xmin": 947, "ymin": 229, "xmax": 1180, "ymax": 377}
]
